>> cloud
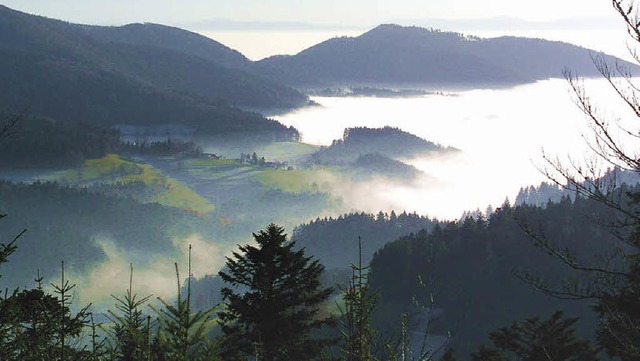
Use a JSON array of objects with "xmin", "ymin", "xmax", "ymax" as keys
[
  {"xmin": 172, "ymin": 234, "xmax": 230, "ymax": 279},
  {"xmin": 68, "ymin": 234, "xmax": 232, "ymax": 309}
]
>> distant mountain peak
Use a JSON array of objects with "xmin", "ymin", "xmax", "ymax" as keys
[
  {"xmin": 256, "ymin": 22, "xmax": 639, "ymax": 87},
  {"xmin": 359, "ymin": 23, "xmax": 467, "ymax": 43}
]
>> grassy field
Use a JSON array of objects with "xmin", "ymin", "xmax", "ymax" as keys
[
  {"xmin": 55, "ymin": 154, "xmax": 214, "ymax": 214},
  {"xmin": 188, "ymin": 158, "xmax": 240, "ymax": 168},
  {"xmin": 255, "ymin": 168, "xmax": 336, "ymax": 194},
  {"xmin": 258, "ymin": 141, "xmax": 320, "ymax": 162}
]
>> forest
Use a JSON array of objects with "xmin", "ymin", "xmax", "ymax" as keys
[{"xmin": 2, "ymin": 0, "xmax": 640, "ymax": 360}]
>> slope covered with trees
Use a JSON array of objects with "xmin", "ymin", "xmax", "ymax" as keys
[
  {"xmin": 367, "ymin": 196, "xmax": 625, "ymax": 357},
  {"xmin": 292, "ymin": 211, "xmax": 439, "ymax": 270},
  {"xmin": 256, "ymin": 24, "xmax": 639, "ymax": 87},
  {"xmin": 0, "ymin": 181, "xmax": 217, "ymax": 289},
  {"xmin": 310, "ymin": 126, "xmax": 453, "ymax": 165},
  {"xmin": 0, "ymin": 111, "xmax": 121, "ymax": 168},
  {"xmin": 0, "ymin": 5, "xmax": 304, "ymax": 138},
  {"xmin": 77, "ymin": 22, "xmax": 253, "ymax": 71}
]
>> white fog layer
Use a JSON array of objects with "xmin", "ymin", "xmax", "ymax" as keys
[{"xmin": 275, "ymin": 78, "xmax": 634, "ymax": 219}]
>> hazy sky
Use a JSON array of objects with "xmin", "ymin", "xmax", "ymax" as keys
[
  {"xmin": 0, "ymin": 0, "xmax": 621, "ymax": 27},
  {"xmin": 0, "ymin": 0, "xmax": 631, "ymax": 60}
]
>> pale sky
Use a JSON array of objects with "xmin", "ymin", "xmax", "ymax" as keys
[
  {"xmin": 0, "ymin": 0, "xmax": 632, "ymax": 61},
  {"xmin": 0, "ymin": 0, "xmax": 620, "ymax": 27}
]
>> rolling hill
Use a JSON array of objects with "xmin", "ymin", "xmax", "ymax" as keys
[
  {"xmin": 310, "ymin": 126, "xmax": 455, "ymax": 165},
  {"xmin": 256, "ymin": 24, "xmax": 639, "ymax": 87},
  {"xmin": 0, "ymin": 5, "xmax": 305, "ymax": 136}
]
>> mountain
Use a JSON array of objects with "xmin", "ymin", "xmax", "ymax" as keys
[
  {"xmin": 76, "ymin": 22, "xmax": 253, "ymax": 71},
  {"xmin": 256, "ymin": 24, "xmax": 638, "ymax": 87},
  {"xmin": 0, "ymin": 5, "xmax": 305, "ymax": 136}
]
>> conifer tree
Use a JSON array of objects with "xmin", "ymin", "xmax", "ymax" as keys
[
  {"xmin": 218, "ymin": 223, "xmax": 334, "ymax": 361},
  {"xmin": 471, "ymin": 311, "xmax": 598, "ymax": 361},
  {"xmin": 519, "ymin": 1, "xmax": 640, "ymax": 358},
  {"xmin": 0, "ymin": 213, "xmax": 24, "ymax": 358},
  {"xmin": 104, "ymin": 264, "xmax": 152, "ymax": 361},
  {"xmin": 339, "ymin": 237, "xmax": 378, "ymax": 361},
  {"xmin": 0, "ymin": 265, "xmax": 89, "ymax": 360},
  {"xmin": 153, "ymin": 245, "xmax": 219, "ymax": 361},
  {"xmin": 51, "ymin": 261, "xmax": 91, "ymax": 360}
]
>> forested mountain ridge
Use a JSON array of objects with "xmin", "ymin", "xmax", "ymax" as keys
[
  {"xmin": 291, "ymin": 211, "xmax": 439, "ymax": 269},
  {"xmin": 0, "ymin": 111, "xmax": 121, "ymax": 168},
  {"xmin": 0, "ymin": 5, "xmax": 304, "ymax": 137},
  {"xmin": 368, "ymin": 195, "xmax": 624, "ymax": 357},
  {"xmin": 256, "ymin": 24, "xmax": 639, "ymax": 87},
  {"xmin": 76, "ymin": 22, "xmax": 253, "ymax": 71}
]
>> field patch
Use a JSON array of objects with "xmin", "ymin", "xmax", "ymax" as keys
[
  {"xmin": 255, "ymin": 168, "xmax": 337, "ymax": 194},
  {"xmin": 55, "ymin": 154, "xmax": 214, "ymax": 214}
]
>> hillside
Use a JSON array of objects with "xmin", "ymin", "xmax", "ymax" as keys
[
  {"xmin": 0, "ymin": 181, "xmax": 217, "ymax": 290},
  {"xmin": 256, "ymin": 24, "xmax": 639, "ymax": 87},
  {"xmin": 77, "ymin": 22, "xmax": 252, "ymax": 71},
  {"xmin": 368, "ymin": 197, "xmax": 621, "ymax": 357},
  {"xmin": 0, "ymin": 5, "xmax": 305, "ymax": 136},
  {"xmin": 310, "ymin": 126, "xmax": 454, "ymax": 165},
  {"xmin": 0, "ymin": 111, "xmax": 121, "ymax": 168}
]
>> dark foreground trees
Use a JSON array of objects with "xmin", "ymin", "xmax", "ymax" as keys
[
  {"xmin": 520, "ymin": 0, "xmax": 640, "ymax": 359},
  {"xmin": 218, "ymin": 223, "xmax": 334, "ymax": 360},
  {"xmin": 470, "ymin": 311, "xmax": 598, "ymax": 361}
]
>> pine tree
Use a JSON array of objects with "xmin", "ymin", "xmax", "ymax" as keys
[
  {"xmin": 339, "ymin": 237, "xmax": 378, "ymax": 361},
  {"xmin": 153, "ymin": 245, "xmax": 219, "ymax": 361},
  {"xmin": 0, "ymin": 266, "xmax": 89, "ymax": 360},
  {"xmin": 51, "ymin": 261, "xmax": 91, "ymax": 360},
  {"xmin": 471, "ymin": 311, "xmax": 598, "ymax": 361},
  {"xmin": 218, "ymin": 223, "xmax": 334, "ymax": 361},
  {"xmin": 104, "ymin": 264, "xmax": 152, "ymax": 361},
  {"xmin": 0, "ymin": 212, "xmax": 25, "ymax": 358}
]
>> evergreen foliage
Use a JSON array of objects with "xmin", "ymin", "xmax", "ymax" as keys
[
  {"xmin": 0, "ymin": 181, "xmax": 217, "ymax": 289},
  {"xmin": 310, "ymin": 126, "xmax": 452, "ymax": 166},
  {"xmin": 0, "ymin": 213, "xmax": 23, "ymax": 271},
  {"xmin": 218, "ymin": 223, "xmax": 334, "ymax": 360},
  {"xmin": 338, "ymin": 237, "xmax": 379, "ymax": 361},
  {"xmin": 470, "ymin": 311, "xmax": 598, "ymax": 361},
  {"xmin": 152, "ymin": 247, "xmax": 219, "ymax": 361},
  {"xmin": 368, "ymin": 197, "xmax": 618, "ymax": 356},
  {"xmin": 0, "ymin": 266, "xmax": 90, "ymax": 360},
  {"xmin": 0, "ymin": 111, "xmax": 121, "ymax": 168},
  {"xmin": 104, "ymin": 264, "xmax": 152, "ymax": 361},
  {"xmin": 515, "ymin": 2, "xmax": 640, "ymax": 359},
  {"xmin": 292, "ymin": 211, "xmax": 439, "ymax": 270}
]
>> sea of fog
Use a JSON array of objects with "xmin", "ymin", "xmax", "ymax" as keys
[{"xmin": 274, "ymin": 78, "xmax": 637, "ymax": 220}]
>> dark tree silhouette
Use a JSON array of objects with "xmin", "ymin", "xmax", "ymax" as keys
[
  {"xmin": 517, "ymin": 1, "xmax": 640, "ymax": 359},
  {"xmin": 471, "ymin": 311, "xmax": 598, "ymax": 361},
  {"xmin": 218, "ymin": 224, "xmax": 334, "ymax": 361}
]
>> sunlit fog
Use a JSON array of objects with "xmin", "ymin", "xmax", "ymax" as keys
[{"xmin": 2, "ymin": 1, "xmax": 640, "ymax": 358}]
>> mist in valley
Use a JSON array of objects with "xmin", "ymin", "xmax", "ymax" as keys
[
  {"xmin": 2, "ymin": 77, "xmax": 636, "ymax": 309},
  {"xmin": 3, "ymin": 2, "xmax": 640, "ymax": 358}
]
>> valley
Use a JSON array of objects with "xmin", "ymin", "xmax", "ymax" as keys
[{"xmin": 1, "ymin": 2, "xmax": 640, "ymax": 359}]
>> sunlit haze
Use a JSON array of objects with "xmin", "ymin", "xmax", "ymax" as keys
[
  {"xmin": 274, "ymin": 78, "xmax": 633, "ymax": 219},
  {"xmin": 0, "ymin": 0, "xmax": 617, "ymax": 25},
  {"xmin": 3, "ymin": 0, "xmax": 640, "ymax": 349},
  {"xmin": 0, "ymin": 0, "xmax": 630, "ymax": 60}
]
